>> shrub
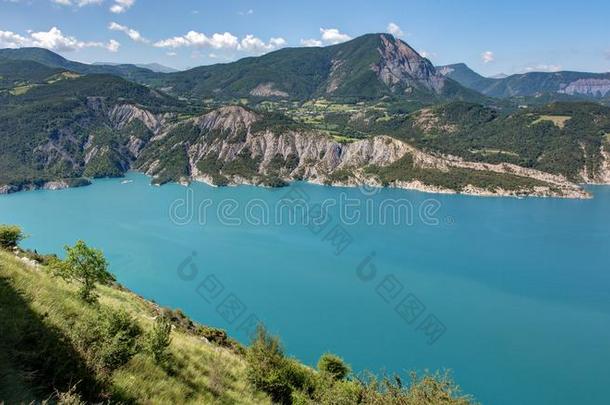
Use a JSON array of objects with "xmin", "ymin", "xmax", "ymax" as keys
[
  {"xmin": 52, "ymin": 240, "xmax": 114, "ymax": 303},
  {"xmin": 311, "ymin": 378, "xmax": 362, "ymax": 405},
  {"xmin": 359, "ymin": 371, "xmax": 474, "ymax": 405},
  {"xmin": 0, "ymin": 224, "xmax": 25, "ymax": 249},
  {"xmin": 246, "ymin": 325, "xmax": 304, "ymax": 404},
  {"xmin": 317, "ymin": 353, "xmax": 350, "ymax": 381},
  {"xmin": 146, "ymin": 315, "xmax": 173, "ymax": 365},
  {"xmin": 74, "ymin": 308, "xmax": 142, "ymax": 372},
  {"xmin": 96, "ymin": 309, "xmax": 142, "ymax": 371}
]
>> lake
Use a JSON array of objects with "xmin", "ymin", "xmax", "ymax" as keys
[{"xmin": 1, "ymin": 172, "xmax": 609, "ymax": 405}]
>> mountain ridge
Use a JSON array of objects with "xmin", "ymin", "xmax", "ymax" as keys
[
  {"xmin": 438, "ymin": 62, "xmax": 610, "ymax": 101},
  {"xmin": 152, "ymin": 33, "xmax": 483, "ymax": 102},
  {"xmin": 0, "ymin": 34, "xmax": 483, "ymax": 103}
]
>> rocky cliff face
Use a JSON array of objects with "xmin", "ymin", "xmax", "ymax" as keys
[
  {"xmin": 558, "ymin": 78, "xmax": 610, "ymax": 98},
  {"xmin": 373, "ymin": 35, "xmax": 445, "ymax": 93},
  {"xmin": 580, "ymin": 143, "xmax": 610, "ymax": 184},
  {"xmin": 0, "ymin": 102, "xmax": 597, "ymax": 198},
  {"xmin": 134, "ymin": 106, "xmax": 590, "ymax": 198}
]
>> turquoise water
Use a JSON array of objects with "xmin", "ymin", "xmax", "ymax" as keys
[{"xmin": 1, "ymin": 172, "xmax": 609, "ymax": 405}]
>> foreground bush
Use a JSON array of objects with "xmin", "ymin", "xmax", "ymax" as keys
[
  {"xmin": 74, "ymin": 308, "xmax": 142, "ymax": 373},
  {"xmin": 246, "ymin": 325, "xmax": 475, "ymax": 405},
  {"xmin": 246, "ymin": 325, "xmax": 312, "ymax": 404},
  {"xmin": 358, "ymin": 371, "xmax": 474, "ymax": 405},
  {"xmin": 0, "ymin": 224, "xmax": 25, "ymax": 248},
  {"xmin": 317, "ymin": 353, "xmax": 350, "ymax": 381}
]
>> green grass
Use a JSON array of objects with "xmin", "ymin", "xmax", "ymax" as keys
[
  {"xmin": 0, "ymin": 250, "xmax": 269, "ymax": 404},
  {"xmin": 531, "ymin": 114, "xmax": 571, "ymax": 128},
  {"xmin": 331, "ymin": 134, "xmax": 357, "ymax": 144},
  {"xmin": 9, "ymin": 84, "xmax": 36, "ymax": 95},
  {"xmin": 471, "ymin": 149, "xmax": 520, "ymax": 158}
]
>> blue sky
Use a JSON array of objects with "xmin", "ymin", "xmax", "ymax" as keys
[{"xmin": 1, "ymin": 0, "xmax": 609, "ymax": 75}]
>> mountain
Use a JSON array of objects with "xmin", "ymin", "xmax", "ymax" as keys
[
  {"xmin": 438, "ymin": 62, "xmax": 610, "ymax": 100},
  {"xmin": 155, "ymin": 34, "xmax": 484, "ymax": 102},
  {"xmin": 1, "ymin": 36, "xmax": 483, "ymax": 103},
  {"xmin": 0, "ymin": 59, "xmax": 65, "ymax": 91},
  {"xmin": 0, "ymin": 63, "xmax": 184, "ymax": 192},
  {"xmin": 94, "ymin": 61, "xmax": 179, "ymax": 73},
  {"xmin": 436, "ymin": 63, "xmax": 497, "ymax": 90},
  {"xmin": 0, "ymin": 47, "xmax": 157, "ymax": 82},
  {"xmin": 1, "ymin": 38, "xmax": 609, "ymax": 198},
  {"xmin": 0, "ymin": 54, "xmax": 604, "ymax": 198}
]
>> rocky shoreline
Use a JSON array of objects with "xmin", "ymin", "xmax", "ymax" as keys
[
  {"xmin": 0, "ymin": 169, "xmax": 599, "ymax": 199},
  {"xmin": 1, "ymin": 105, "xmax": 604, "ymax": 200},
  {"xmin": 0, "ymin": 179, "xmax": 91, "ymax": 195}
]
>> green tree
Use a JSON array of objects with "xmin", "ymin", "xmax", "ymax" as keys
[
  {"xmin": 317, "ymin": 353, "xmax": 350, "ymax": 381},
  {"xmin": 53, "ymin": 240, "xmax": 114, "ymax": 303},
  {"xmin": 146, "ymin": 315, "xmax": 173, "ymax": 364},
  {"xmin": 0, "ymin": 224, "xmax": 25, "ymax": 249}
]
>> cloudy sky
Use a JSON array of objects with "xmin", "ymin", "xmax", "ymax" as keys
[{"xmin": 1, "ymin": 0, "xmax": 609, "ymax": 75}]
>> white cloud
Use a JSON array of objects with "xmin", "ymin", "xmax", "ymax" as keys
[
  {"xmin": 0, "ymin": 30, "xmax": 29, "ymax": 48},
  {"xmin": 386, "ymin": 22, "xmax": 404, "ymax": 38},
  {"xmin": 0, "ymin": 26, "xmax": 119, "ymax": 52},
  {"xmin": 238, "ymin": 9, "xmax": 254, "ymax": 16},
  {"xmin": 481, "ymin": 51, "xmax": 495, "ymax": 63},
  {"xmin": 110, "ymin": 0, "xmax": 134, "ymax": 13},
  {"xmin": 300, "ymin": 38, "xmax": 323, "ymax": 47},
  {"xmin": 154, "ymin": 31, "xmax": 286, "ymax": 55},
  {"xmin": 420, "ymin": 50, "xmax": 437, "ymax": 59},
  {"xmin": 522, "ymin": 64, "xmax": 562, "ymax": 73},
  {"xmin": 300, "ymin": 28, "xmax": 351, "ymax": 47},
  {"xmin": 154, "ymin": 31, "xmax": 238, "ymax": 49},
  {"xmin": 166, "ymin": 51, "xmax": 177, "ymax": 56},
  {"xmin": 269, "ymin": 37, "xmax": 287, "ymax": 47},
  {"xmin": 106, "ymin": 39, "xmax": 120, "ymax": 52},
  {"xmin": 320, "ymin": 28, "xmax": 351, "ymax": 44},
  {"xmin": 51, "ymin": 0, "xmax": 103, "ymax": 7},
  {"xmin": 605, "ymin": 49, "xmax": 610, "ymax": 60},
  {"xmin": 239, "ymin": 35, "xmax": 286, "ymax": 54},
  {"xmin": 108, "ymin": 21, "xmax": 148, "ymax": 43}
]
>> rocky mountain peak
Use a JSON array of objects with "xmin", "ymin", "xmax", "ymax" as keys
[{"xmin": 372, "ymin": 34, "xmax": 445, "ymax": 93}]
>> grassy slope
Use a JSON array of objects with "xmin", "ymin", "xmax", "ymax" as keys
[{"xmin": 0, "ymin": 250, "xmax": 270, "ymax": 404}]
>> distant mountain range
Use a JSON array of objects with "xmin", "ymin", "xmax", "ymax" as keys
[
  {"xmin": 3, "ymin": 39, "xmax": 609, "ymax": 104},
  {"xmin": 0, "ymin": 47, "xmax": 157, "ymax": 82},
  {"xmin": 93, "ymin": 62, "xmax": 179, "ymax": 73},
  {"xmin": 0, "ymin": 34, "xmax": 483, "ymax": 103},
  {"xmin": 437, "ymin": 63, "xmax": 610, "ymax": 101}
]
